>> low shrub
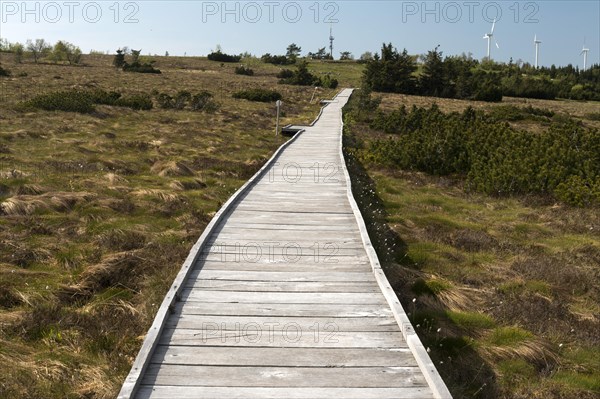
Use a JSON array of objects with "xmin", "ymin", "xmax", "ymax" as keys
[
  {"xmin": 554, "ymin": 176, "xmax": 600, "ymax": 207},
  {"xmin": 122, "ymin": 62, "xmax": 161, "ymax": 74},
  {"xmin": 490, "ymin": 105, "xmax": 555, "ymax": 122},
  {"xmin": 88, "ymin": 89, "xmax": 121, "ymax": 105},
  {"xmin": 233, "ymin": 89, "xmax": 282, "ymax": 102},
  {"xmin": 276, "ymin": 69, "xmax": 293, "ymax": 79},
  {"xmin": 473, "ymin": 84, "xmax": 503, "ymax": 102},
  {"xmin": 234, "ymin": 66, "xmax": 254, "ymax": 76},
  {"xmin": 25, "ymin": 90, "xmax": 95, "ymax": 113},
  {"xmin": 584, "ymin": 112, "xmax": 600, "ymax": 121},
  {"xmin": 320, "ymin": 74, "xmax": 339, "ymax": 89},
  {"xmin": 115, "ymin": 94, "xmax": 153, "ymax": 110},
  {"xmin": 0, "ymin": 65, "xmax": 10, "ymax": 77},
  {"xmin": 174, "ymin": 90, "xmax": 191, "ymax": 109},
  {"xmin": 278, "ymin": 62, "xmax": 319, "ymax": 86},
  {"xmin": 207, "ymin": 51, "xmax": 241, "ymax": 63},
  {"xmin": 191, "ymin": 91, "xmax": 218, "ymax": 112},
  {"xmin": 156, "ymin": 93, "xmax": 174, "ymax": 109},
  {"xmin": 261, "ymin": 54, "xmax": 294, "ymax": 65},
  {"xmin": 355, "ymin": 100, "xmax": 600, "ymax": 205}
]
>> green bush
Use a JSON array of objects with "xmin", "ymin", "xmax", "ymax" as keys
[
  {"xmin": 0, "ymin": 65, "xmax": 10, "ymax": 77},
  {"xmin": 190, "ymin": 91, "xmax": 218, "ymax": 112},
  {"xmin": 354, "ymin": 100, "xmax": 600, "ymax": 204},
  {"xmin": 473, "ymin": 83, "xmax": 503, "ymax": 102},
  {"xmin": 320, "ymin": 74, "xmax": 339, "ymax": 89},
  {"xmin": 115, "ymin": 94, "xmax": 153, "ymax": 110},
  {"xmin": 554, "ymin": 176, "xmax": 600, "ymax": 207},
  {"xmin": 156, "ymin": 93, "xmax": 174, "ymax": 109},
  {"xmin": 276, "ymin": 69, "xmax": 293, "ymax": 79},
  {"xmin": 122, "ymin": 62, "xmax": 161, "ymax": 74},
  {"xmin": 585, "ymin": 112, "xmax": 600, "ymax": 121},
  {"xmin": 23, "ymin": 89, "xmax": 156, "ymax": 112},
  {"xmin": 207, "ymin": 51, "xmax": 241, "ymax": 63},
  {"xmin": 233, "ymin": 89, "xmax": 282, "ymax": 102},
  {"xmin": 25, "ymin": 90, "xmax": 95, "ymax": 113},
  {"xmin": 261, "ymin": 53, "xmax": 294, "ymax": 65},
  {"xmin": 174, "ymin": 91, "xmax": 191, "ymax": 109},
  {"xmin": 489, "ymin": 105, "xmax": 554, "ymax": 122},
  {"xmin": 234, "ymin": 66, "xmax": 254, "ymax": 76},
  {"xmin": 88, "ymin": 89, "xmax": 121, "ymax": 105},
  {"xmin": 279, "ymin": 61, "xmax": 319, "ymax": 86}
]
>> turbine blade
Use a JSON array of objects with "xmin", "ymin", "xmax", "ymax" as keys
[
  {"xmin": 491, "ymin": 19, "xmax": 496, "ymax": 34},
  {"xmin": 495, "ymin": 39, "xmax": 500, "ymax": 49}
]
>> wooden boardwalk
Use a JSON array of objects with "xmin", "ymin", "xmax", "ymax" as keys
[{"xmin": 119, "ymin": 89, "xmax": 451, "ymax": 399}]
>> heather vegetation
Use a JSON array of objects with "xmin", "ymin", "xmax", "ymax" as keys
[
  {"xmin": 348, "ymin": 88, "xmax": 600, "ymax": 206},
  {"xmin": 233, "ymin": 88, "xmax": 282, "ymax": 102}
]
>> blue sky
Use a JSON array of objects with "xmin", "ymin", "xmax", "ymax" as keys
[{"xmin": 1, "ymin": 1, "xmax": 598, "ymax": 68}]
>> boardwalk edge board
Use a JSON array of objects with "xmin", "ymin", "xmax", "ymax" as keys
[
  {"xmin": 338, "ymin": 90, "xmax": 453, "ymax": 399},
  {"xmin": 117, "ymin": 109, "xmax": 323, "ymax": 398}
]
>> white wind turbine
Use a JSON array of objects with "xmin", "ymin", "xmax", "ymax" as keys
[
  {"xmin": 534, "ymin": 34, "xmax": 542, "ymax": 68},
  {"xmin": 581, "ymin": 39, "xmax": 590, "ymax": 70},
  {"xmin": 483, "ymin": 19, "xmax": 499, "ymax": 60}
]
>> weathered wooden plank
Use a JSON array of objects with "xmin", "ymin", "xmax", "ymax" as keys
[
  {"xmin": 175, "ymin": 302, "xmax": 394, "ymax": 318},
  {"xmin": 223, "ymin": 213, "xmax": 356, "ymax": 223},
  {"xmin": 181, "ymin": 289, "xmax": 387, "ymax": 304},
  {"xmin": 136, "ymin": 386, "xmax": 434, "ymax": 399},
  {"xmin": 249, "ymin": 187, "xmax": 350, "ymax": 194},
  {"xmin": 212, "ymin": 228, "xmax": 363, "ymax": 239},
  {"xmin": 157, "ymin": 328, "xmax": 407, "ymax": 348},
  {"xmin": 141, "ymin": 365, "xmax": 427, "ymax": 387},
  {"xmin": 227, "ymin": 209, "xmax": 353, "ymax": 217},
  {"xmin": 165, "ymin": 315, "xmax": 399, "ymax": 332},
  {"xmin": 151, "ymin": 346, "xmax": 417, "ymax": 367},
  {"xmin": 201, "ymin": 243, "xmax": 366, "ymax": 256},
  {"xmin": 185, "ymin": 280, "xmax": 379, "ymax": 292},
  {"xmin": 196, "ymin": 253, "xmax": 370, "ymax": 265},
  {"xmin": 214, "ymin": 223, "xmax": 362, "ymax": 231},
  {"xmin": 187, "ymin": 270, "xmax": 376, "ymax": 282},
  {"xmin": 197, "ymin": 261, "xmax": 373, "ymax": 273}
]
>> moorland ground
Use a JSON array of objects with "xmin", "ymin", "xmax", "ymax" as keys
[{"xmin": 0, "ymin": 52, "xmax": 598, "ymax": 398}]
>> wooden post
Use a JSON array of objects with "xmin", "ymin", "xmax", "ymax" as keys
[{"xmin": 275, "ymin": 100, "xmax": 282, "ymax": 135}]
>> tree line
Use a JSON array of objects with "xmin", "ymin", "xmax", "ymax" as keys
[
  {"xmin": 0, "ymin": 38, "xmax": 82, "ymax": 65},
  {"xmin": 363, "ymin": 43, "xmax": 600, "ymax": 102}
]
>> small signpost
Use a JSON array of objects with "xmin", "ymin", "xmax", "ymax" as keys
[
  {"xmin": 310, "ymin": 86, "xmax": 319, "ymax": 104},
  {"xmin": 275, "ymin": 100, "xmax": 282, "ymax": 135}
]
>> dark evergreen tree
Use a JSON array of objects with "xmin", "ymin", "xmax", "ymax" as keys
[{"xmin": 113, "ymin": 49, "xmax": 125, "ymax": 68}]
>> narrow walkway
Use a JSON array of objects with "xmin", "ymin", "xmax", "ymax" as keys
[{"xmin": 119, "ymin": 89, "xmax": 451, "ymax": 399}]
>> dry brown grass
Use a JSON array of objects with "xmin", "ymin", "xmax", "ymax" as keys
[
  {"xmin": 0, "ymin": 52, "xmax": 357, "ymax": 398},
  {"xmin": 150, "ymin": 160, "xmax": 195, "ymax": 177},
  {"xmin": 59, "ymin": 251, "xmax": 144, "ymax": 303},
  {"xmin": 0, "ymin": 192, "xmax": 93, "ymax": 215}
]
